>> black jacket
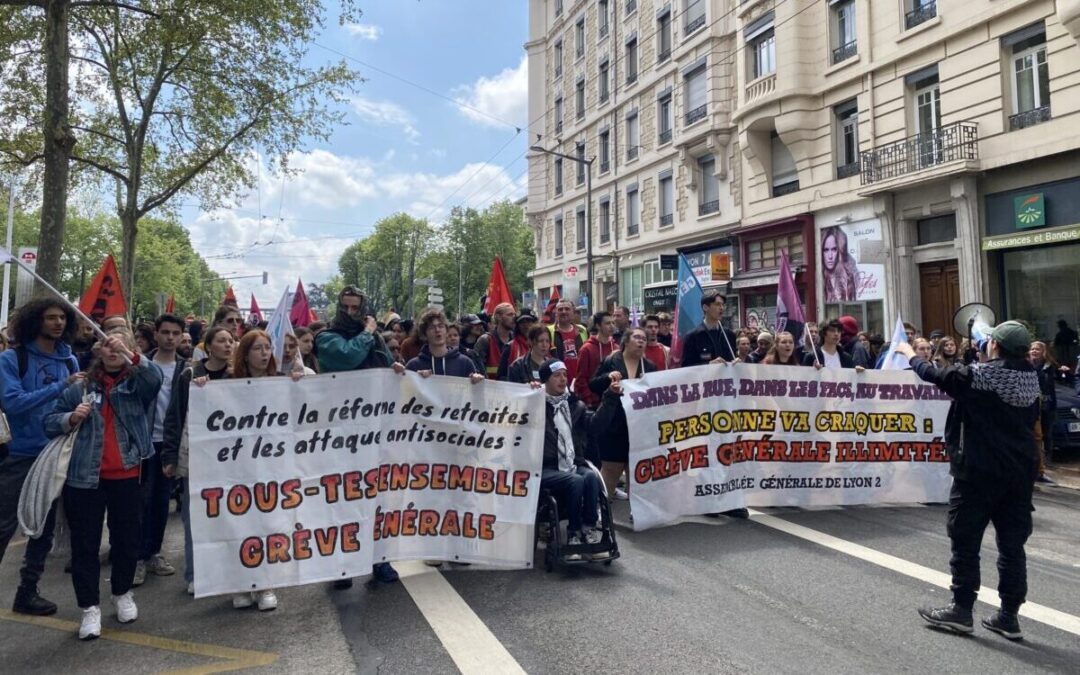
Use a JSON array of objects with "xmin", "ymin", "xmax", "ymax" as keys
[
  {"xmin": 911, "ymin": 356, "xmax": 1040, "ymax": 480},
  {"xmin": 589, "ymin": 352, "xmax": 657, "ymax": 456},
  {"xmin": 507, "ymin": 354, "xmax": 547, "ymax": 384},
  {"xmin": 405, "ymin": 345, "xmax": 478, "ymax": 378},
  {"xmin": 802, "ymin": 347, "xmax": 855, "ymax": 368},
  {"xmin": 680, "ymin": 322, "xmax": 737, "ymax": 367},
  {"xmin": 543, "ymin": 394, "xmax": 589, "ymax": 471},
  {"xmin": 161, "ymin": 359, "xmax": 230, "ymax": 470}
]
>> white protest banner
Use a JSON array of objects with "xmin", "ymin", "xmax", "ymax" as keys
[
  {"xmin": 187, "ymin": 370, "xmax": 544, "ymax": 597},
  {"xmin": 621, "ymin": 363, "xmax": 952, "ymax": 530}
]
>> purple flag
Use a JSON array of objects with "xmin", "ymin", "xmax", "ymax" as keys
[{"xmin": 775, "ymin": 250, "xmax": 806, "ymax": 347}]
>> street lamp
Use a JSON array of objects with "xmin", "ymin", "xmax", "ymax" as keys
[{"xmin": 531, "ymin": 144, "xmax": 594, "ymax": 317}]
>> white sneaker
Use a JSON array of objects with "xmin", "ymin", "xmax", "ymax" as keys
[
  {"xmin": 232, "ymin": 593, "xmax": 254, "ymax": 609},
  {"xmin": 147, "ymin": 554, "xmax": 176, "ymax": 576},
  {"xmin": 613, "ymin": 488, "xmax": 629, "ymax": 501},
  {"xmin": 186, "ymin": 582, "xmax": 194, "ymax": 596},
  {"xmin": 79, "ymin": 606, "xmax": 102, "ymax": 640},
  {"xmin": 132, "ymin": 560, "xmax": 146, "ymax": 587},
  {"xmin": 584, "ymin": 528, "xmax": 604, "ymax": 545},
  {"xmin": 565, "ymin": 535, "xmax": 583, "ymax": 561},
  {"xmin": 112, "ymin": 591, "xmax": 138, "ymax": 623},
  {"xmin": 255, "ymin": 590, "xmax": 278, "ymax": 612}
]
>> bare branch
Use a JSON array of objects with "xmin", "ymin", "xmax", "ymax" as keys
[
  {"xmin": 71, "ymin": 124, "xmax": 125, "ymax": 146},
  {"xmin": 69, "ymin": 1, "xmax": 160, "ymax": 18},
  {"xmin": 71, "ymin": 153, "xmax": 130, "ymax": 184}
]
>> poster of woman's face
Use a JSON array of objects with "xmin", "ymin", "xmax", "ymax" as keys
[{"xmin": 820, "ymin": 222, "xmax": 885, "ymax": 304}]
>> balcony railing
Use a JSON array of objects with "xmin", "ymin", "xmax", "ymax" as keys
[
  {"xmin": 600, "ymin": 229, "xmax": 610, "ymax": 243},
  {"xmin": 660, "ymin": 213, "xmax": 673, "ymax": 226},
  {"xmin": 600, "ymin": 159, "xmax": 610, "ymax": 173},
  {"xmin": 626, "ymin": 70, "xmax": 638, "ymax": 85},
  {"xmin": 658, "ymin": 128, "xmax": 672, "ymax": 145},
  {"xmin": 628, "ymin": 223, "xmax": 639, "ymax": 236},
  {"xmin": 599, "ymin": 23, "xmax": 609, "ymax": 39},
  {"xmin": 626, "ymin": 0, "xmax": 636, "ymax": 14},
  {"xmin": 1009, "ymin": 106, "xmax": 1051, "ymax": 131},
  {"xmin": 555, "ymin": 65, "xmax": 562, "ymax": 78},
  {"xmin": 836, "ymin": 162, "xmax": 861, "ymax": 180},
  {"xmin": 555, "ymin": 121, "xmax": 563, "ymax": 134},
  {"xmin": 698, "ymin": 200, "xmax": 719, "ymax": 216},
  {"xmin": 905, "ymin": 1, "xmax": 936, "ymax": 30},
  {"xmin": 772, "ymin": 181, "xmax": 799, "ymax": 197},
  {"xmin": 860, "ymin": 121, "xmax": 978, "ymax": 185},
  {"xmin": 685, "ymin": 104, "xmax": 707, "ymax": 126},
  {"xmin": 831, "ymin": 40, "xmax": 857, "ymax": 65},
  {"xmin": 657, "ymin": 47, "xmax": 671, "ymax": 63},
  {"xmin": 627, "ymin": 146, "xmax": 638, "ymax": 161},
  {"xmin": 685, "ymin": 1, "xmax": 706, "ymax": 34},
  {"xmin": 686, "ymin": 14, "xmax": 706, "ymax": 35}
]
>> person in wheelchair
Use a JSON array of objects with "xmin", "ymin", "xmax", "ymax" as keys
[{"xmin": 539, "ymin": 359, "xmax": 604, "ymax": 556}]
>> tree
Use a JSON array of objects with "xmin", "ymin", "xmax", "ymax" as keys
[{"xmin": 337, "ymin": 213, "xmax": 432, "ymax": 319}]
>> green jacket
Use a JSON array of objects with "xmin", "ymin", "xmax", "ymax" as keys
[{"xmin": 316, "ymin": 329, "xmax": 394, "ymax": 373}]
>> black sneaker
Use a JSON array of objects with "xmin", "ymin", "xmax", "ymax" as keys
[
  {"xmin": 918, "ymin": 603, "xmax": 974, "ymax": 634},
  {"xmin": 12, "ymin": 589, "xmax": 58, "ymax": 616},
  {"xmin": 982, "ymin": 611, "xmax": 1023, "ymax": 640},
  {"xmin": 332, "ymin": 579, "xmax": 353, "ymax": 590}
]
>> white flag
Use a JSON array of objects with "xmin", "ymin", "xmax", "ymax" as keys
[
  {"xmin": 264, "ymin": 289, "xmax": 293, "ymax": 374},
  {"xmin": 879, "ymin": 315, "xmax": 910, "ymax": 370}
]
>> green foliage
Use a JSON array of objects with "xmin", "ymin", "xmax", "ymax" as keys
[{"xmin": 337, "ymin": 212, "xmax": 433, "ymax": 319}]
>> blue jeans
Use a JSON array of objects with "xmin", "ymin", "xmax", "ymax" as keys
[
  {"xmin": 140, "ymin": 445, "xmax": 176, "ymax": 561},
  {"xmin": 540, "ymin": 466, "xmax": 601, "ymax": 535},
  {"xmin": 181, "ymin": 478, "xmax": 194, "ymax": 584},
  {"xmin": 0, "ymin": 455, "xmax": 57, "ymax": 594}
]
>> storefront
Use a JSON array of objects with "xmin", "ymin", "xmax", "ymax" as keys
[
  {"xmin": 731, "ymin": 216, "xmax": 815, "ymax": 332},
  {"xmin": 983, "ymin": 175, "xmax": 1080, "ymax": 363}
]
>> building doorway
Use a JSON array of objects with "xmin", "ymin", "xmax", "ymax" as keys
[{"xmin": 919, "ymin": 260, "xmax": 960, "ymax": 338}]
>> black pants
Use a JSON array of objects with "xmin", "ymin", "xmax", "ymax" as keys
[
  {"xmin": 0, "ymin": 455, "xmax": 57, "ymax": 594},
  {"xmin": 139, "ymin": 445, "xmax": 175, "ymax": 560},
  {"xmin": 63, "ymin": 479, "xmax": 141, "ymax": 609},
  {"xmin": 947, "ymin": 473, "xmax": 1034, "ymax": 612}
]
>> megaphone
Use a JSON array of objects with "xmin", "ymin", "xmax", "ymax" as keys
[{"xmin": 953, "ymin": 302, "xmax": 996, "ymax": 350}]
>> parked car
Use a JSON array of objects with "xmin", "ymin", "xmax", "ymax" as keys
[{"xmin": 1051, "ymin": 381, "xmax": 1080, "ymax": 456}]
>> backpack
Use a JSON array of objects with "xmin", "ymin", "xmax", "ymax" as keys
[{"xmin": 16, "ymin": 345, "xmax": 76, "ymax": 380}]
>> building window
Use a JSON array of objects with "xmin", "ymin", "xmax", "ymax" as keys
[
  {"xmin": 599, "ymin": 60, "xmax": 610, "ymax": 103},
  {"xmin": 600, "ymin": 198, "xmax": 611, "ymax": 243},
  {"xmin": 576, "ymin": 142, "xmax": 586, "ymax": 185},
  {"xmin": 684, "ymin": 0, "xmax": 706, "ymax": 36},
  {"xmin": 830, "ymin": 0, "xmax": 857, "ymax": 64},
  {"xmin": 626, "ymin": 37, "xmax": 638, "ymax": 84},
  {"xmin": 576, "ymin": 16, "xmax": 586, "ymax": 59},
  {"xmin": 916, "ymin": 213, "xmax": 956, "ymax": 245},
  {"xmin": 627, "ymin": 187, "xmax": 640, "ymax": 236},
  {"xmin": 626, "ymin": 0, "xmax": 637, "ymax": 16},
  {"xmin": 598, "ymin": 0, "xmax": 610, "ymax": 39},
  {"xmin": 684, "ymin": 65, "xmax": 707, "ymax": 126},
  {"xmin": 658, "ymin": 92, "xmax": 673, "ymax": 145},
  {"xmin": 555, "ymin": 0, "xmax": 563, "ymax": 17},
  {"xmin": 698, "ymin": 155, "xmax": 719, "ymax": 215},
  {"xmin": 554, "ymin": 217, "xmax": 564, "ymax": 257},
  {"xmin": 554, "ymin": 97, "xmax": 563, "ymax": 134},
  {"xmin": 835, "ymin": 100, "xmax": 860, "ymax": 179},
  {"xmin": 659, "ymin": 173, "xmax": 674, "ymax": 226},
  {"xmin": 771, "ymin": 132, "xmax": 799, "ymax": 196},
  {"xmin": 657, "ymin": 8, "xmax": 672, "ymax": 63},
  {"xmin": 576, "ymin": 208, "xmax": 586, "ymax": 252},
  {"xmin": 746, "ymin": 14, "xmax": 775, "ymax": 80},
  {"xmin": 599, "ymin": 130, "xmax": 611, "ymax": 173},
  {"xmin": 554, "ymin": 40, "xmax": 563, "ymax": 78},
  {"xmin": 747, "ymin": 234, "xmax": 803, "ymax": 270},
  {"xmin": 905, "ymin": 0, "xmax": 936, "ymax": 31},
  {"xmin": 554, "ymin": 158, "xmax": 563, "ymax": 196},
  {"xmin": 626, "ymin": 112, "xmax": 639, "ymax": 160},
  {"xmin": 575, "ymin": 78, "xmax": 586, "ymax": 119},
  {"xmin": 913, "ymin": 72, "xmax": 942, "ymax": 167},
  {"xmin": 1008, "ymin": 27, "xmax": 1051, "ymax": 130}
]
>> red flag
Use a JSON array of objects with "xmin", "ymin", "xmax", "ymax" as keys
[
  {"xmin": 248, "ymin": 294, "xmax": 264, "ymax": 325},
  {"xmin": 542, "ymin": 286, "xmax": 561, "ymax": 323},
  {"xmin": 165, "ymin": 293, "xmax": 175, "ymax": 314},
  {"xmin": 308, "ymin": 308, "xmax": 318, "ymax": 324},
  {"xmin": 79, "ymin": 255, "xmax": 127, "ymax": 323},
  {"xmin": 222, "ymin": 285, "xmax": 238, "ymax": 308},
  {"xmin": 482, "ymin": 257, "xmax": 514, "ymax": 316},
  {"xmin": 289, "ymin": 279, "xmax": 311, "ymax": 327}
]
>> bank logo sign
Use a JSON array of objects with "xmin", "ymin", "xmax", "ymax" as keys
[{"xmin": 1013, "ymin": 193, "xmax": 1046, "ymax": 229}]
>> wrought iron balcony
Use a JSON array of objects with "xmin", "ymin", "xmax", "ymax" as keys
[
  {"xmin": 600, "ymin": 159, "xmax": 610, "ymax": 173},
  {"xmin": 685, "ymin": 104, "xmax": 707, "ymax": 126},
  {"xmin": 772, "ymin": 182, "xmax": 799, "ymax": 197},
  {"xmin": 555, "ymin": 65, "xmax": 562, "ymax": 78},
  {"xmin": 686, "ymin": 14, "xmax": 706, "ymax": 35},
  {"xmin": 626, "ymin": 70, "xmax": 638, "ymax": 85},
  {"xmin": 625, "ymin": 0, "xmax": 636, "ymax": 14},
  {"xmin": 905, "ymin": 1, "xmax": 936, "ymax": 30},
  {"xmin": 836, "ymin": 162, "xmax": 861, "ymax": 180},
  {"xmin": 555, "ymin": 121, "xmax": 563, "ymax": 134},
  {"xmin": 600, "ymin": 227, "xmax": 610, "ymax": 243},
  {"xmin": 599, "ymin": 23, "xmax": 609, "ymax": 39},
  {"xmin": 555, "ymin": 184, "xmax": 563, "ymax": 196},
  {"xmin": 658, "ymin": 128, "xmax": 672, "ymax": 145},
  {"xmin": 1009, "ymin": 106, "xmax": 1051, "ymax": 131},
  {"xmin": 627, "ymin": 222, "xmax": 639, "ymax": 236},
  {"xmin": 660, "ymin": 213, "xmax": 674, "ymax": 227},
  {"xmin": 831, "ymin": 41, "xmax": 857, "ymax": 65},
  {"xmin": 698, "ymin": 200, "xmax": 719, "ymax": 216},
  {"xmin": 657, "ymin": 48, "xmax": 671, "ymax": 63},
  {"xmin": 627, "ymin": 146, "xmax": 638, "ymax": 161},
  {"xmin": 860, "ymin": 122, "xmax": 978, "ymax": 185}
]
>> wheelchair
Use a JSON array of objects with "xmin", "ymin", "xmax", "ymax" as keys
[{"xmin": 535, "ymin": 464, "xmax": 620, "ymax": 572}]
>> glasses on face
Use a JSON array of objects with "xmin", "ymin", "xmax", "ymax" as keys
[{"xmin": 225, "ymin": 317, "xmax": 243, "ymax": 325}]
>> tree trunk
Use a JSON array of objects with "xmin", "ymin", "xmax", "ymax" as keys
[
  {"xmin": 119, "ymin": 208, "xmax": 137, "ymax": 315},
  {"xmin": 36, "ymin": 0, "xmax": 74, "ymax": 293}
]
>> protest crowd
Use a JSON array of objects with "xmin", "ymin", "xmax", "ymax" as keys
[{"xmin": 0, "ymin": 252, "xmax": 1075, "ymax": 643}]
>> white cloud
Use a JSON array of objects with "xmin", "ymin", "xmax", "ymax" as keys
[
  {"xmin": 453, "ymin": 56, "xmax": 528, "ymax": 129},
  {"xmin": 343, "ymin": 23, "xmax": 382, "ymax": 40},
  {"xmin": 350, "ymin": 95, "xmax": 420, "ymax": 144}
]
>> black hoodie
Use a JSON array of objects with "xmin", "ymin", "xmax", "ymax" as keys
[{"xmin": 405, "ymin": 345, "xmax": 478, "ymax": 378}]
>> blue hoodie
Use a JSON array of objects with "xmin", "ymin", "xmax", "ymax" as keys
[
  {"xmin": 405, "ymin": 345, "xmax": 478, "ymax": 378},
  {"xmin": 0, "ymin": 341, "xmax": 80, "ymax": 457}
]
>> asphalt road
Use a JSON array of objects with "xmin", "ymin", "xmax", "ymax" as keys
[{"xmin": 2, "ymin": 484, "xmax": 1078, "ymax": 674}]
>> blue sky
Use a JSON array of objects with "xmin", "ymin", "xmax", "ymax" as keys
[{"xmin": 182, "ymin": 1, "xmax": 530, "ymax": 308}]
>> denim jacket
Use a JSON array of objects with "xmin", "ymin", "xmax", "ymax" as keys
[{"xmin": 45, "ymin": 358, "xmax": 163, "ymax": 489}]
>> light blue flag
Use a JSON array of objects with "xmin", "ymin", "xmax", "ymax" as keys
[
  {"xmin": 672, "ymin": 253, "xmax": 704, "ymax": 365},
  {"xmin": 879, "ymin": 315, "xmax": 910, "ymax": 370}
]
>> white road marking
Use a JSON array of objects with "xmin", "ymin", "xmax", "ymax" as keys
[
  {"xmin": 747, "ymin": 509, "xmax": 1080, "ymax": 638},
  {"xmin": 396, "ymin": 561, "xmax": 527, "ymax": 675}
]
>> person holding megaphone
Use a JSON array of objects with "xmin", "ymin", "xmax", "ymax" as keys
[{"xmin": 895, "ymin": 320, "xmax": 1040, "ymax": 641}]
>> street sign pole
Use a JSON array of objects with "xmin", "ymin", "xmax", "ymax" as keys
[{"xmin": 1, "ymin": 180, "xmax": 14, "ymax": 327}]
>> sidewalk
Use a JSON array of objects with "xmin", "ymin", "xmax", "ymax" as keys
[{"xmin": 1045, "ymin": 459, "xmax": 1080, "ymax": 489}]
